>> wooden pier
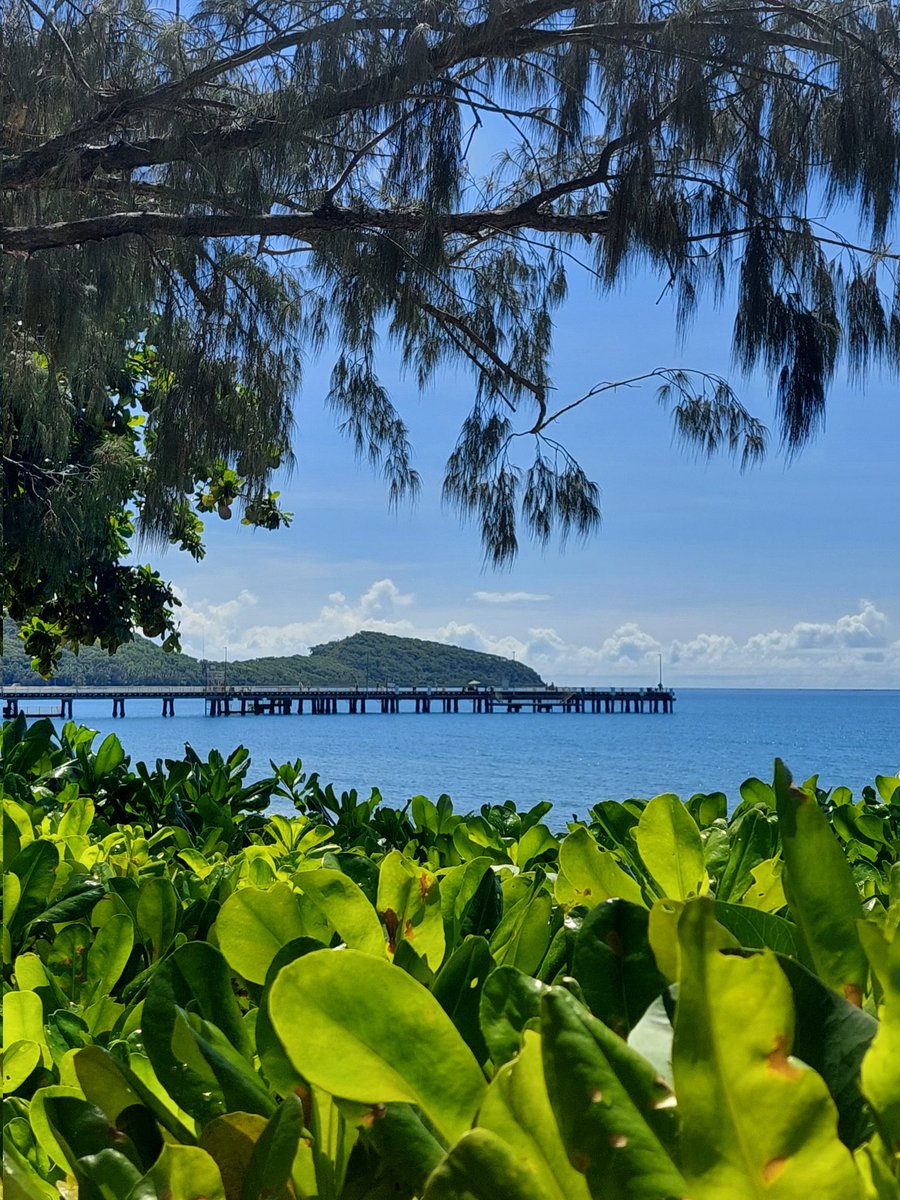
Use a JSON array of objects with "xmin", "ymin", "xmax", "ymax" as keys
[{"xmin": 2, "ymin": 684, "xmax": 675, "ymax": 720}]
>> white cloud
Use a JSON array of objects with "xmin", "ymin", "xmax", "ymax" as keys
[
  {"xmin": 175, "ymin": 578, "xmax": 414, "ymax": 659},
  {"xmin": 434, "ymin": 622, "xmax": 528, "ymax": 662},
  {"xmin": 599, "ymin": 623, "xmax": 662, "ymax": 663},
  {"xmin": 744, "ymin": 599, "xmax": 888, "ymax": 655},
  {"xmin": 173, "ymin": 586, "xmax": 898, "ymax": 686},
  {"xmin": 473, "ymin": 590, "xmax": 551, "ymax": 604},
  {"xmin": 670, "ymin": 633, "xmax": 738, "ymax": 667},
  {"xmin": 437, "ymin": 602, "xmax": 897, "ymax": 686}
]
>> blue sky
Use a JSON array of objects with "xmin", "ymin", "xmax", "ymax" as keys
[{"xmin": 157, "ymin": 260, "xmax": 899, "ymax": 688}]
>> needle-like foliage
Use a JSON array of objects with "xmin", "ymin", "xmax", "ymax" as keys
[{"xmin": 2, "ymin": 0, "xmax": 899, "ymax": 660}]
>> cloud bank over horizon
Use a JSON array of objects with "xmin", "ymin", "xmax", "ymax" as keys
[{"xmin": 171, "ymin": 580, "xmax": 899, "ymax": 688}]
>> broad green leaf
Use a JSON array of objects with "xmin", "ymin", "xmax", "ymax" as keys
[
  {"xmin": 479, "ymin": 1030, "xmax": 591, "ymax": 1200},
  {"xmin": 242, "ymin": 1093, "xmax": 305, "ymax": 1200},
  {"xmin": 44, "ymin": 923, "xmax": 91, "ymax": 1001},
  {"xmin": 296, "ymin": 866, "xmax": 386, "ymax": 956},
  {"xmin": 85, "ymin": 912, "xmax": 134, "ymax": 1003},
  {"xmin": 8, "ymin": 840, "xmax": 60, "ymax": 924},
  {"xmin": 541, "ymin": 986, "xmax": 685, "ymax": 1200},
  {"xmin": 14, "ymin": 952, "xmax": 49, "ymax": 991},
  {"xmin": 439, "ymin": 858, "xmax": 492, "ymax": 944},
  {"xmin": 775, "ymin": 760, "xmax": 868, "ymax": 1004},
  {"xmin": 216, "ymin": 882, "xmax": 324, "ymax": 984},
  {"xmin": 256, "ymin": 936, "xmax": 326, "ymax": 1095},
  {"xmin": 3, "ymin": 990, "xmax": 49, "ymax": 1058},
  {"xmin": 41, "ymin": 1093, "xmax": 144, "ymax": 1188},
  {"xmin": 4, "ymin": 871, "xmax": 22, "ymax": 931},
  {"xmin": 860, "ymin": 924, "xmax": 900, "ymax": 1155},
  {"xmin": 423, "ymin": 1128, "xmax": 553, "ymax": 1200},
  {"xmin": 2, "ymin": 1137, "xmax": 61, "ymax": 1200},
  {"xmin": 92, "ymin": 732, "xmax": 125, "ymax": 778},
  {"xmin": 28, "ymin": 1085, "xmax": 86, "ymax": 1172},
  {"xmin": 363, "ymin": 1103, "xmax": 447, "ymax": 1195},
  {"xmin": 537, "ymin": 919, "xmax": 575, "ymax": 985},
  {"xmin": 687, "ymin": 792, "xmax": 728, "ymax": 828},
  {"xmin": 143, "ymin": 942, "xmax": 267, "ymax": 1125},
  {"xmin": 853, "ymin": 1139, "xmax": 899, "ymax": 1200},
  {"xmin": 306, "ymin": 1085, "xmax": 360, "ymax": 1200},
  {"xmin": 190, "ymin": 1013, "xmax": 276, "ymax": 1123},
  {"xmin": 673, "ymin": 898, "xmax": 862, "ymax": 1199},
  {"xmin": 73, "ymin": 1046, "xmax": 144, "ymax": 1123},
  {"xmin": 555, "ymin": 827, "xmax": 644, "ymax": 908},
  {"xmin": 111, "ymin": 1051, "xmax": 197, "ymax": 1144},
  {"xmin": 135, "ymin": 877, "xmax": 179, "ymax": 962},
  {"xmin": 515, "ymin": 824, "xmax": 558, "ymax": 871},
  {"xmin": 572, "ymin": 899, "xmax": 667, "ymax": 1036},
  {"xmin": 874, "ymin": 775, "xmax": 900, "ymax": 805},
  {"xmin": 739, "ymin": 856, "xmax": 787, "ymax": 913},
  {"xmin": 57, "ymin": 796, "xmax": 95, "ymax": 840},
  {"xmin": 716, "ymin": 809, "xmax": 777, "ymax": 903},
  {"xmin": 377, "ymin": 850, "xmax": 446, "ymax": 970},
  {"xmin": 635, "ymin": 793, "xmax": 708, "ymax": 900},
  {"xmin": 490, "ymin": 884, "xmax": 553, "ymax": 976},
  {"xmin": 774, "ymin": 955, "xmax": 878, "ymax": 1150},
  {"xmin": 4, "ymin": 799, "xmax": 34, "ymax": 857},
  {"xmin": 432, "ymin": 936, "xmax": 495, "ymax": 1064},
  {"xmin": 126, "ymin": 1144, "xmax": 226, "ymax": 1200},
  {"xmin": 3, "ymin": 1040, "xmax": 42, "ymax": 1093},
  {"xmin": 480, "ymin": 965, "xmax": 548, "ymax": 1066},
  {"xmin": 459, "ymin": 865, "xmax": 503, "ymax": 941},
  {"xmin": 269, "ymin": 947, "xmax": 486, "ymax": 1144},
  {"xmin": 177, "ymin": 849, "xmax": 217, "ymax": 879},
  {"xmin": 712, "ymin": 902, "xmax": 799, "ymax": 957},
  {"xmin": 738, "ymin": 778, "xmax": 776, "ymax": 811},
  {"xmin": 702, "ymin": 820, "xmax": 732, "ymax": 884},
  {"xmin": 197, "ymin": 1112, "xmax": 266, "ymax": 1200},
  {"xmin": 647, "ymin": 899, "xmax": 683, "ymax": 982},
  {"xmin": 33, "ymin": 878, "xmax": 106, "ymax": 928}
]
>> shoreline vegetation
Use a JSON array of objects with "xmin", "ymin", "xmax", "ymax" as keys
[
  {"xmin": 0, "ymin": 622, "xmax": 544, "ymax": 690},
  {"xmin": 3, "ymin": 716, "xmax": 899, "ymax": 1199}
]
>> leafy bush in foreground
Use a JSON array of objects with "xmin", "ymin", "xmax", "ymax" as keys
[{"xmin": 2, "ymin": 717, "xmax": 899, "ymax": 1199}]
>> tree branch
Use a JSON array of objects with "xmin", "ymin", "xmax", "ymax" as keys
[{"xmin": 0, "ymin": 204, "xmax": 611, "ymax": 253}]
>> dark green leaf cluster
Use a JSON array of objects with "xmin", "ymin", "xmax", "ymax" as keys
[
  {"xmin": 3, "ymin": 721, "xmax": 900, "ymax": 1196},
  {"xmin": 3, "ymin": 0, "xmax": 900, "ymax": 638}
]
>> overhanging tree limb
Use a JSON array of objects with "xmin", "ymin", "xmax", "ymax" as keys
[
  {"xmin": 3, "ymin": 0, "xmax": 899, "ymax": 662},
  {"xmin": 0, "ymin": 205, "xmax": 614, "ymax": 252}
]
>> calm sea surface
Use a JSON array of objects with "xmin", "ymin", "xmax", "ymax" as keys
[{"xmin": 25, "ymin": 689, "xmax": 899, "ymax": 823}]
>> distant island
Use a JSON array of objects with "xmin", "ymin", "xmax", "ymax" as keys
[{"xmin": 0, "ymin": 621, "xmax": 544, "ymax": 690}]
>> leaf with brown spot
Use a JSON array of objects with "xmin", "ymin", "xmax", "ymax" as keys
[
  {"xmin": 377, "ymin": 851, "xmax": 445, "ymax": 969},
  {"xmin": 766, "ymin": 1036, "xmax": 803, "ymax": 1081},
  {"xmin": 382, "ymin": 908, "xmax": 399, "ymax": 955},
  {"xmin": 477, "ymin": 1031, "xmax": 591, "ymax": 1200},
  {"xmin": 763, "ymin": 1157, "xmax": 788, "ymax": 1183},
  {"xmin": 573, "ymin": 900, "xmax": 667, "ymax": 1036},
  {"xmin": 541, "ymin": 987, "xmax": 686, "ymax": 1200},
  {"xmin": 673, "ymin": 898, "xmax": 862, "ymax": 1199}
]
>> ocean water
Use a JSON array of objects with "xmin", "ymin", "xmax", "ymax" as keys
[{"xmin": 20, "ymin": 689, "xmax": 899, "ymax": 823}]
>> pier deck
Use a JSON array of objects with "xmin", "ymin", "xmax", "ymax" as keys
[{"xmin": 2, "ymin": 683, "xmax": 674, "ymax": 720}]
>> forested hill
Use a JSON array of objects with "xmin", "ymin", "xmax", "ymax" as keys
[{"xmin": 0, "ymin": 622, "xmax": 544, "ymax": 689}]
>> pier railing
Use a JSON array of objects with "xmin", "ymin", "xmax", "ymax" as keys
[{"xmin": 2, "ymin": 683, "xmax": 675, "ymax": 719}]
